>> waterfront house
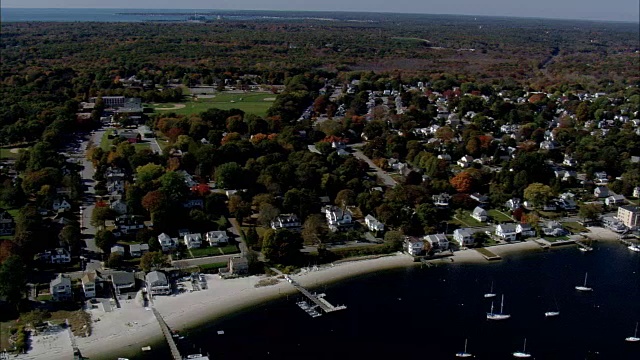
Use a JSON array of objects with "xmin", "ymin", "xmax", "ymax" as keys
[
  {"xmin": 364, "ymin": 215, "xmax": 385, "ymax": 232},
  {"xmin": 495, "ymin": 223, "xmax": 518, "ymax": 241},
  {"xmin": 110, "ymin": 245, "xmax": 125, "ymax": 257},
  {"xmin": 228, "ymin": 257, "xmax": 249, "ymax": 275},
  {"xmin": 50, "ymin": 274, "xmax": 72, "ymax": 302},
  {"xmin": 453, "ymin": 228, "xmax": 475, "ymax": 247},
  {"xmin": 129, "ymin": 243, "xmax": 149, "ymax": 258},
  {"xmin": 423, "ymin": 234, "xmax": 449, "ymax": 252},
  {"xmin": 516, "ymin": 223, "xmax": 536, "ymax": 238},
  {"xmin": 158, "ymin": 233, "xmax": 175, "ymax": 251},
  {"xmin": 106, "ymin": 271, "xmax": 136, "ymax": 293},
  {"xmin": 542, "ymin": 221, "xmax": 568, "ymax": 236},
  {"xmin": 471, "ymin": 207, "xmax": 488, "ymax": 222},
  {"xmin": 602, "ymin": 216, "xmax": 627, "ymax": 233},
  {"xmin": 270, "ymin": 214, "xmax": 302, "ymax": 231},
  {"xmin": 325, "ymin": 206, "xmax": 354, "ymax": 232},
  {"xmin": 405, "ymin": 237, "xmax": 425, "ymax": 256},
  {"xmin": 146, "ymin": 271, "xmax": 171, "ymax": 295},
  {"xmin": 617, "ymin": 205, "xmax": 640, "ymax": 230},
  {"xmin": 205, "ymin": 230, "xmax": 229, "ymax": 246},
  {"xmin": 184, "ymin": 233, "xmax": 202, "ymax": 249},
  {"xmin": 0, "ymin": 209, "xmax": 15, "ymax": 236},
  {"xmin": 81, "ymin": 272, "xmax": 100, "ymax": 299}
]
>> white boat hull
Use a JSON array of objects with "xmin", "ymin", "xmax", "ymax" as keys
[
  {"xmin": 513, "ymin": 352, "xmax": 532, "ymax": 358},
  {"xmin": 487, "ymin": 314, "xmax": 511, "ymax": 320},
  {"xmin": 625, "ymin": 336, "xmax": 640, "ymax": 342},
  {"xmin": 545, "ymin": 311, "xmax": 560, "ymax": 317},
  {"xmin": 455, "ymin": 353, "xmax": 473, "ymax": 358},
  {"xmin": 484, "ymin": 293, "xmax": 496, "ymax": 298},
  {"xmin": 628, "ymin": 245, "xmax": 640, "ymax": 252},
  {"xmin": 575, "ymin": 286, "xmax": 592, "ymax": 291}
]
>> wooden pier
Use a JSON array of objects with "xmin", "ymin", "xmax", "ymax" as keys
[
  {"xmin": 288, "ymin": 278, "xmax": 346, "ymax": 313},
  {"xmin": 152, "ymin": 308, "xmax": 182, "ymax": 360},
  {"xmin": 575, "ymin": 240, "xmax": 593, "ymax": 252}
]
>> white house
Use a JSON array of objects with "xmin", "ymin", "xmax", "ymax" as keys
[
  {"xmin": 495, "ymin": 223, "xmax": 518, "ymax": 241},
  {"xmin": 158, "ymin": 233, "xmax": 175, "ymax": 251},
  {"xmin": 405, "ymin": 237, "xmax": 424, "ymax": 256},
  {"xmin": 594, "ymin": 171, "xmax": 608, "ymax": 184},
  {"xmin": 146, "ymin": 271, "xmax": 171, "ymax": 295},
  {"xmin": 453, "ymin": 228, "xmax": 475, "ymax": 247},
  {"xmin": 325, "ymin": 206, "xmax": 353, "ymax": 232},
  {"xmin": 270, "ymin": 214, "xmax": 301, "ymax": 230},
  {"xmin": 423, "ymin": 234, "xmax": 449, "ymax": 252},
  {"xmin": 364, "ymin": 215, "xmax": 385, "ymax": 232},
  {"xmin": 106, "ymin": 180, "xmax": 125, "ymax": 194},
  {"xmin": 205, "ymin": 230, "xmax": 229, "ymax": 246},
  {"xmin": 504, "ymin": 198, "xmax": 521, "ymax": 211},
  {"xmin": 184, "ymin": 233, "xmax": 202, "ymax": 249},
  {"xmin": 516, "ymin": 223, "xmax": 536, "ymax": 238},
  {"xmin": 111, "ymin": 245, "xmax": 125, "ymax": 256},
  {"xmin": 633, "ymin": 186, "xmax": 640, "ymax": 198},
  {"xmin": 457, "ymin": 155, "xmax": 474, "ymax": 168},
  {"xmin": 52, "ymin": 198, "xmax": 72, "ymax": 211},
  {"xmin": 433, "ymin": 193, "xmax": 451, "ymax": 207},
  {"xmin": 471, "ymin": 206, "xmax": 488, "ymax": 222},
  {"xmin": 617, "ymin": 205, "xmax": 640, "ymax": 230},
  {"xmin": 605, "ymin": 195, "xmax": 626, "ymax": 207},
  {"xmin": 81, "ymin": 272, "xmax": 99, "ymax": 299},
  {"xmin": 43, "ymin": 248, "xmax": 72, "ymax": 264},
  {"xmin": 129, "ymin": 243, "xmax": 149, "ymax": 257},
  {"xmin": 50, "ymin": 274, "xmax": 72, "ymax": 302}
]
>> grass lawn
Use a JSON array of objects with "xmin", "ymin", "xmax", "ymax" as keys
[
  {"xmin": 149, "ymin": 92, "xmax": 275, "ymax": 117},
  {"xmin": 199, "ymin": 262, "xmax": 228, "ymax": 273},
  {"xmin": 0, "ymin": 147, "xmax": 24, "ymax": 160},
  {"xmin": 100, "ymin": 130, "xmax": 113, "ymax": 151},
  {"xmin": 488, "ymin": 209, "xmax": 512, "ymax": 223},
  {"xmin": 454, "ymin": 212, "xmax": 485, "ymax": 227},
  {"xmin": 218, "ymin": 244, "xmax": 239, "ymax": 254},
  {"xmin": 134, "ymin": 142, "xmax": 151, "ymax": 151},
  {"xmin": 561, "ymin": 221, "xmax": 589, "ymax": 234},
  {"xmin": 543, "ymin": 235, "xmax": 570, "ymax": 243},
  {"xmin": 0, "ymin": 320, "xmax": 18, "ymax": 351},
  {"xmin": 190, "ymin": 246, "xmax": 224, "ymax": 258},
  {"xmin": 475, "ymin": 247, "xmax": 500, "ymax": 258}
]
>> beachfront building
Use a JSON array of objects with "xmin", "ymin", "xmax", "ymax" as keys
[
  {"xmin": 405, "ymin": 237, "xmax": 425, "ymax": 256},
  {"xmin": 453, "ymin": 228, "xmax": 475, "ymax": 247},
  {"xmin": 228, "ymin": 257, "xmax": 249, "ymax": 275},
  {"xmin": 146, "ymin": 271, "xmax": 171, "ymax": 295},
  {"xmin": 423, "ymin": 234, "xmax": 449, "ymax": 252},
  {"xmin": 50, "ymin": 274, "xmax": 72, "ymax": 302},
  {"xmin": 82, "ymin": 272, "xmax": 100, "ymax": 299},
  {"xmin": 325, "ymin": 206, "xmax": 354, "ymax": 232},
  {"xmin": 516, "ymin": 223, "xmax": 536, "ymax": 238},
  {"xmin": 106, "ymin": 271, "xmax": 136, "ymax": 294},
  {"xmin": 495, "ymin": 223, "xmax": 518, "ymax": 241},
  {"xmin": 158, "ymin": 233, "xmax": 175, "ymax": 251},
  {"xmin": 206, "ymin": 230, "xmax": 230, "ymax": 246},
  {"xmin": 364, "ymin": 215, "xmax": 385, "ymax": 232},
  {"xmin": 270, "ymin": 214, "xmax": 302, "ymax": 231},
  {"xmin": 617, "ymin": 205, "xmax": 640, "ymax": 230},
  {"xmin": 184, "ymin": 233, "xmax": 202, "ymax": 249}
]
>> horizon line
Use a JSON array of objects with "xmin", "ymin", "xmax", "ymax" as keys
[{"xmin": 1, "ymin": 7, "xmax": 638, "ymax": 24}]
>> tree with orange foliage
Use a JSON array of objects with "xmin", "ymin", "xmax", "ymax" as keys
[
  {"xmin": 142, "ymin": 190, "xmax": 167, "ymax": 213},
  {"xmin": 450, "ymin": 171, "xmax": 475, "ymax": 193}
]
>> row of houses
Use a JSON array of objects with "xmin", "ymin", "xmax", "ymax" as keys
[
  {"xmin": 157, "ymin": 230, "xmax": 230, "ymax": 251},
  {"xmin": 269, "ymin": 210, "xmax": 385, "ymax": 233}
]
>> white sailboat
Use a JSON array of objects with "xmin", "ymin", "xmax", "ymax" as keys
[
  {"xmin": 455, "ymin": 338, "xmax": 473, "ymax": 358},
  {"xmin": 575, "ymin": 272, "xmax": 593, "ymax": 291},
  {"xmin": 487, "ymin": 294, "xmax": 510, "ymax": 320},
  {"xmin": 484, "ymin": 281, "xmax": 496, "ymax": 298},
  {"xmin": 512, "ymin": 338, "xmax": 532, "ymax": 358},
  {"xmin": 545, "ymin": 296, "xmax": 560, "ymax": 317},
  {"xmin": 625, "ymin": 322, "xmax": 639, "ymax": 342},
  {"xmin": 628, "ymin": 244, "xmax": 640, "ymax": 252}
]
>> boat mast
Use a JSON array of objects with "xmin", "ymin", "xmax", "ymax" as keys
[
  {"xmin": 523, "ymin": 338, "xmax": 527, "ymax": 352},
  {"xmin": 500, "ymin": 294, "xmax": 504, "ymax": 313},
  {"xmin": 584, "ymin": 272, "xmax": 588, "ymax": 286},
  {"xmin": 464, "ymin": 338, "xmax": 468, "ymax": 352}
]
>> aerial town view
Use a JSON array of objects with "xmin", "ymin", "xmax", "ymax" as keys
[{"xmin": 0, "ymin": 1, "xmax": 639, "ymax": 359}]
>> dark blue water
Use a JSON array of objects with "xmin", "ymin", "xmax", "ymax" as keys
[{"xmin": 126, "ymin": 242, "xmax": 640, "ymax": 360}]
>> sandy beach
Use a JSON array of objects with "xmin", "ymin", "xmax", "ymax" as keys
[{"xmin": 76, "ymin": 230, "xmax": 624, "ymax": 359}]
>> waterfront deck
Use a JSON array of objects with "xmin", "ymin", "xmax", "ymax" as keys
[
  {"xmin": 288, "ymin": 277, "xmax": 346, "ymax": 313},
  {"xmin": 474, "ymin": 248, "xmax": 502, "ymax": 261}
]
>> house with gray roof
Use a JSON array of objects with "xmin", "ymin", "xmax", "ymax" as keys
[
  {"xmin": 453, "ymin": 228, "xmax": 475, "ymax": 247},
  {"xmin": 146, "ymin": 271, "xmax": 171, "ymax": 295},
  {"xmin": 50, "ymin": 274, "xmax": 72, "ymax": 302}
]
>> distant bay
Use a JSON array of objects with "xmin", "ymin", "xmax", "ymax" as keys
[{"xmin": 124, "ymin": 241, "xmax": 640, "ymax": 360}]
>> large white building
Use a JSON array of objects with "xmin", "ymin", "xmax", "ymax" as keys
[{"xmin": 617, "ymin": 205, "xmax": 640, "ymax": 230}]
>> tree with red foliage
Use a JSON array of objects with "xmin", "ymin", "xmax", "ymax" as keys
[
  {"xmin": 512, "ymin": 207, "xmax": 525, "ymax": 221},
  {"xmin": 142, "ymin": 190, "xmax": 167, "ymax": 213},
  {"xmin": 450, "ymin": 171, "xmax": 475, "ymax": 193}
]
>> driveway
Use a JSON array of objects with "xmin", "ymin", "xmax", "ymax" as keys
[{"xmin": 349, "ymin": 145, "xmax": 397, "ymax": 187}]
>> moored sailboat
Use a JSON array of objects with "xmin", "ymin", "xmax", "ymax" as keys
[
  {"xmin": 625, "ymin": 322, "xmax": 639, "ymax": 342},
  {"xmin": 575, "ymin": 272, "xmax": 592, "ymax": 291},
  {"xmin": 455, "ymin": 338, "xmax": 473, "ymax": 358},
  {"xmin": 512, "ymin": 338, "xmax": 532, "ymax": 358},
  {"xmin": 484, "ymin": 281, "xmax": 496, "ymax": 298},
  {"xmin": 487, "ymin": 294, "xmax": 510, "ymax": 320}
]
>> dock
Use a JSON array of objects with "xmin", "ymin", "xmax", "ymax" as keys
[
  {"xmin": 575, "ymin": 240, "xmax": 593, "ymax": 252},
  {"xmin": 474, "ymin": 248, "xmax": 502, "ymax": 261},
  {"xmin": 151, "ymin": 308, "xmax": 182, "ymax": 360},
  {"xmin": 287, "ymin": 277, "xmax": 346, "ymax": 314}
]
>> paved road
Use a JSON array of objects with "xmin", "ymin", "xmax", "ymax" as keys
[
  {"xmin": 349, "ymin": 145, "xmax": 398, "ymax": 187},
  {"xmin": 171, "ymin": 254, "xmax": 235, "ymax": 268},
  {"xmin": 78, "ymin": 129, "xmax": 106, "ymax": 253},
  {"xmin": 149, "ymin": 137, "xmax": 163, "ymax": 154}
]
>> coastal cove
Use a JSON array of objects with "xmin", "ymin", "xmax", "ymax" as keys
[{"xmin": 93, "ymin": 238, "xmax": 640, "ymax": 360}]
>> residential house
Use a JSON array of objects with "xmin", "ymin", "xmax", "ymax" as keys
[
  {"xmin": 146, "ymin": 271, "xmax": 171, "ymax": 295},
  {"xmin": 542, "ymin": 203, "xmax": 557, "ymax": 211},
  {"xmin": 542, "ymin": 221, "xmax": 568, "ymax": 236},
  {"xmin": 539, "ymin": 141, "xmax": 557, "ymax": 150},
  {"xmin": 205, "ymin": 231, "xmax": 229, "ymax": 246},
  {"xmin": 433, "ymin": 193, "xmax": 451, "ymax": 207},
  {"xmin": 633, "ymin": 186, "xmax": 640, "ymax": 198},
  {"xmin": 129, "ymin": 243, "xmax": 149, "ymax": 258},
  {"xmin": 504, "ymin": 198, "xmax": 521, "ymax": 211},
  {"xmin": 325, "ymin": 206, "xmax": 354, "ymax": 232},
  {"xmin": 617, "ymin": 205, "xmax": 640, "ymax": 230},
  {"xmin": 184, "ymin": 233, "xmax": 202, "ymax": 249},
  {"xmin": 594, "ymin": 186, "xmax": 610, "ymax": 198},
  {"xmin": 0, "ymin": 209, "xmax": 15, "ymax": 236},
  {"xmin": 457, "ymin": 155, "xmax": 474, "ymax": 168},
  {"xmin": 50, "ymin": 274, "xmax": 72, "ymax": 302},
  {"xmin": 52, "ymin": 198, "xmax": 72, "ymax": 212},
  {"xmin": 110, "ymin": 199, "xmax": 128, "ymax": 215},
  {"xmin": 37, "ymin": 248, "xmax": 71, "ymax": 264},
  {"xmin": 81, "ymin": 272, "xmax": 100, "ymax": 299},
  {"xmin": 110, "ymin": 245, "xmax": 125, "ymax": 256},
  {"xmin": 158, "ymin": 233, "xmax": 175, "ymax": 251},
  {"xmin": 405, "ymin": 237, "xmax": 425, "ymax": 256},
  {"xmin": 556, "ymin": 198, "xmax": 577, "ymax": 210},
  {"xmin": 107, "ymin": 180, "xmax": 125, "ymax": 194},
  {"xmin": 602, "ymin": 216, "xmax": 627, "ymax": 233},
  {"xmin": 182, "ymin": 198, "xmax": 204, "ymax": 209},
  {"xmin": 594, "ymin": 171, "xmax": 608, "ymax": 185},
  {"xmin": 228, "ymin": 256, "xmax": 249, "ymax": 275},
  {"xmin": 423, "ymin": 234, "xmax": 449, "ymax": 252},
  {"xmin": 114, "ymin": 215, "xmax": 145, "ymax": 234},
  {"xmin": 270, "ymin": 214, "xmax": 302, "ymax": 231},
  {"xmin": 437, "ymin": 154, "xmax": 452, "ymax": 162},
  {"xmin": 471, "ymin": 207, "xmax": 488, "ymax": 222},
  {"xmin": 605, "ymin": 195, "xmax": 626, "ymax": 207},
  {"xmin": 106, "ymin": 271, "xmax": 136, "ymax": 293},
  {"xmin": 453, "ymin": 228, "xmax": 475, "ymax": 247},
  {"xmin": 516, "ymin": 223, "xmax": 536, "ymax": 238},
  {"xmin": 563, "ymin": 156, "xmax": 578, "ymax": 167},
  {"xmin": 469, "ymin": 193, "xmax": 490, "ymax": 207},
  {"xmin": 495, "ymin": 223, "xmax": 518, "ymax": 241},
  {"xmin": 364, "ymin": 215, "xmax": 385, "ymax": 232}
]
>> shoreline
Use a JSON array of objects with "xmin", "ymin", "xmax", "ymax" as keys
[{"xmin": 77, "ymin": 228, "xmax": 623, "ymax": 359}]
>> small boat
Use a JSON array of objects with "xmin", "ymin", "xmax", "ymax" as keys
[
  {"xmin": 455, "ymin": 338, "xmax": 473, "ymax": 358},
  {"xmin": 625, "ymin": 322, "xmax": 640, "ymax": 342},
  {"xmin": 484, "ymin": 281, "xmax": 496, "ymax": 298},
  {"xmin": 487, "ymin": 294, "xmax": 510, "ymax": 320},
  {"xmin": 575, "ymin": 272, "xmax": 593, "ymax": 291},
  {"xmin": 545, "ymin": 311, "xmax": 560, "ymax": 317},
  {"xmin": 141, "ymin": 346, "xmax": 151, "ymax": 351},
  {"xmin": 117, "ymin": 358, "xmax": 130, "ymax": 360},
  {"xmin": 513, "ymin": 338, "xmax": 532, "ymax": 358},
  {"xmin": 628, "ymin": 245, "xmax": 640, "ymax": 253}
]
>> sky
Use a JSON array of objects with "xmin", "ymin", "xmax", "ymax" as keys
[{"xmin": 2, "ymin": 0, "xmax": 639, "ymax": 23}]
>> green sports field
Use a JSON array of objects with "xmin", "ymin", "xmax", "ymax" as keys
[{"xmin": 149, "ymin": 92, "xmax": 275, "ymax": 117}]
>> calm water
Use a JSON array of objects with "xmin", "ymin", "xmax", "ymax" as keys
[{"xmin": 125, "ymin": 242, "xmax": 640, "ymax": 360}]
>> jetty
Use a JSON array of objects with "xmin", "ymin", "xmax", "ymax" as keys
[
  {"xmin": 474, "ymin": 248, "xmax": 502, "ymax": 261},
  {"xmin": 287, "ymin": 276, "xmax": 346, "ymax": 314},
  {"xmin": 152, "ymin": 308, "xmax": 182, "ymax": 360},
  {"xmin": 575, "ymin": 240, "xmax": 593, "ymax": 252}
]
